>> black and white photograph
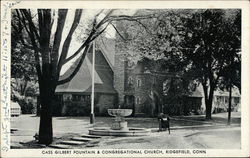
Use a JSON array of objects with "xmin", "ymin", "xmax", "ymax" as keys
[{"xmin": 1, "ymin": 1, "xmax": 249, "ymax": 157}]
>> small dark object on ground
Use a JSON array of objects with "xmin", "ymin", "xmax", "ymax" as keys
[
  {"xmin": 34, "ymin": 133, "xmax": 39, "ymax": 141},
  {"xmin": 11, "ymin": 128, "xmax": 18, "ymax": 134},
  {"xmin": 158, "ymin": 113, "xmax": 170, "ymax": 134}
]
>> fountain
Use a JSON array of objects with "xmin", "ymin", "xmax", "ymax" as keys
[{"xmin": 88, "ymin": 109, "xmax": 151, "ymax": 136}]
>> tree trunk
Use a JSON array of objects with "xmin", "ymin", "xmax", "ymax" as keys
[
  {"xmin": 228, "ymin": 85, "xmax": 232, "ymax": 125},
  {"xmin": 205, "ymin": 85, "xmax": 214, "ymax": 120},
  {"xmin": 205, "ymin": 100, "xmax": 212, "ymax": 120},
  {"xmin": 20, "ymin": 79, "xmax": 28, "ymax": 96},
  {"xmin": 203, "ymin": 82, "xmax": 214, "ymax": 120},
  {"xmin": 36, "ymin": 96, "xmax": 40, "ymax": 116},
  {"xmin": 38, "ymin": 89, "xmax": 53, "ymax": 145}
]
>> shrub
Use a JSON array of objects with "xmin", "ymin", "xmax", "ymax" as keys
[{"xmin": 18, "ymin": 98, "xmax": 36, "ymax": 114}]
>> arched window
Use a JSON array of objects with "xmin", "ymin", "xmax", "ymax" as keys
[{"xmin": 128, "ymin": 76, "xmax": 133, "ymax": 84}]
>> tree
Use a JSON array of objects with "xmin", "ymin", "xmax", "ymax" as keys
[
  {"xmin": 181, "ymin": 9, "xmax": 241, "ymax": 119},
  {"xmin": 12, "ymin": 9, "xmax": 156, "ymax": 145},
  {"xmin": 11, "ymin": 12, "xmax": 39, "ymax": 114},
  {"xmin": 217, "ymin": 10, "xmax": 241, "ymax": 124},
  {"xmin": 114, "ymin": 9, "xmax": 241, "ymax": 120}
]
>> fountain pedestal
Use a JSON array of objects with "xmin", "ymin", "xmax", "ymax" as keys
[
  {"xmin": 110, "ymin": 117, "xmax": 128, "ymax": 131},
  {"xmin": 88, "ymin": 108, "xmax": 150, "ymax": 136},
  {"xmin": 111, "ymin": 121, "xmax": 128, "ymax": 130},
  {"xmin": 108, "ymin": 109, "xmax": 132, "ymax": 131}
]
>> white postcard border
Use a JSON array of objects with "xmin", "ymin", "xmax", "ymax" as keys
[{"xmin": 1, "ymin": 1, "xmax": 249, "ymax": 157}]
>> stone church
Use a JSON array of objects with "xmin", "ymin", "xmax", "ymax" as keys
[{"xmin": 53, "ymin": 35, "xmax": 203, "ymax": 117}]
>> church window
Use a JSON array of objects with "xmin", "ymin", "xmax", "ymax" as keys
[
  {"xmin": 136, "ymin": 97, "xmax": 140, "ymax": 104},
  {"xmin": 63, "ymin": 94, "xmax": 72, "ymax": 101},
  {"xmin": 137, "ymin": 79, "xmax": 142, "ymax": 87},
  {"xmin": 128, "ymin": 61, "xmax": 134, "ymax": 68},
  {"xmin": 128, "ymin": 76, "xmax": 133, "ymax": 84},
  {"xmin": 73, "ymin": 95, "xmax": 82, "ymax": 101}
]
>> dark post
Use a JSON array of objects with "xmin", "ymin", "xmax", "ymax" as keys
[
  {"xmin": 90, "ymin": 113, "xmax": 95, "ymax": 124},
  {"xmin": 228, "ymin": 84, "xmax": 232, "ymax": 125}
]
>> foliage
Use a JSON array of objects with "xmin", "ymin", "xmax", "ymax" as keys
[
  {"xmin": 115, "ymin": 10, "xmax": 201, "ymax": 116},
  {"xmin": 11, "ymin": 78, "xmax": 38, "ymax": 114},
  {"xmin": 180, "ymin": 9, "xmax": 241, "ymax": 119},
  {"xmin": 116, "ymin": 10, "xmax": 188, "ymax": 70},
  {"xmin": 116, "ymin": 9, "xmax": 241, "ymax": 119},
  {"xmin": 217, "ymin": 10, "xmax": 241, "ymax": 92},
  {"xmin": 11, "ymin": 13, "xmax": 37, "ymax": 80},
  {"xmin": 18, "ymin": 98, "xmax": 36, "ymax": 114}
]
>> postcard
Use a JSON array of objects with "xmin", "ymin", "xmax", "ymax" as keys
[{"xmin": 1, "ymin": 0, "xmax": 249, "ymax": 157}]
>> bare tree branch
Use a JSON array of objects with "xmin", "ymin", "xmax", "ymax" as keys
[
  {"xmin": 61, "ymin": 28, "xmax": 98, "ymax": 65},
  {"xmin": 61, "ymin": 10, "xmax": 153, "ymax": 68},
  {"xmin": 17, "ymin": 9, "xmax": 42, "ymax": 79},
  {"xmin": 94, "ymin": 9, "xmax": 115, "ymax": 30},
  {"xmin": 62, "ymin": 44, "xmax": 86, "ymax": 65},
  {"xmin": 106, "ymin": 13, "xmax": 158, "ymax": 23},
  {"xmin": 57, "ymin": 9, "xmax": 82, "ymax": 72},
  {"xmin": 57, "ymin": 44, "xmax": 90, "ymax": 85},
  {"xmin": 110, "ymin": 22, "xmax": 126, "ymax": 41},
  {"xmin": 63, "ymin": 20, "xmax": 112, "ymax": 65},
  {"xmin": 132, "ymin": 19, "xmax": 152, "ymax": 35},
  {"xmin": 12, "ymin": 21, "xmax": 36, "ymax": 50},
  {"xmin": 37, "ymin": 9, "xmax": 52, "ymax": 67},
  {"xmin": 60, "ymin": 10, "xmax": 110, "ymax": 65},
  {"xmin": 16, "ymin": 10, "xmax": 32, "ymax": 40},
  {"xmin": 51, "ymin": 9, "xmax": 68, "ymax": 77},
  {"xmin": 92, "ymin": 9, "xmax": 105, "ymax": 29},
  {"xmin": 90, "ymin": 22, "xmax": 111, "ymax": 42},
  {"xmin": 21, "ymin": 9, "xmax": 40, "ymax": 42}
]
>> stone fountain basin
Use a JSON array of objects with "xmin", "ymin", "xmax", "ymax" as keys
[{"xmin": 108, "ymin": 109, "xmax": 132, "ymax": 117}]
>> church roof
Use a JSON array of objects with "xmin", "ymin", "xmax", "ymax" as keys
[
  {"xmin": 96, "ymin": 37, "xmax": 115, "ymax": 69},
  {"xmin": 55, "ymin": 46, "xmax": 117, "ymax": 94}
]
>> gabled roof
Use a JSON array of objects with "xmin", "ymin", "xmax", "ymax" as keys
[
  {"xmin": 55, "ymin": 48, "xmax": 117, "ymax": 94},
  {"xmin": 96, "ymin": 37, "xmax": 115, "ymax": 69}
]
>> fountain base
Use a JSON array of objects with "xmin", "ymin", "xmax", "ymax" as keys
[
  {"xmin": 89, "ymin": 127, "xmax": 151, "ymax": 136},
  {"xmin": 89, "ymin": 108, "xmax": 150, "ymax": 136},
  {"xmin": 111, "ymin": 121, "xmax": 128, "ymax": 131}
]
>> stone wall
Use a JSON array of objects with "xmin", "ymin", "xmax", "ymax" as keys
[
  {"xmin": 134, "ymin": 73, "xmax": 152, "ymax": 113},
  {"xmin": 113, "ymin": 39, "xmax": 126, "ymax": 105},
  {"xmin": 124, "ymin": 64, "xmax": 136, "ymax": 94}
]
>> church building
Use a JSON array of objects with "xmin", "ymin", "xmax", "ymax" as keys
[{"xmin": 53, "ymin": 36, "xmax": 203, "ymax": 117}]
